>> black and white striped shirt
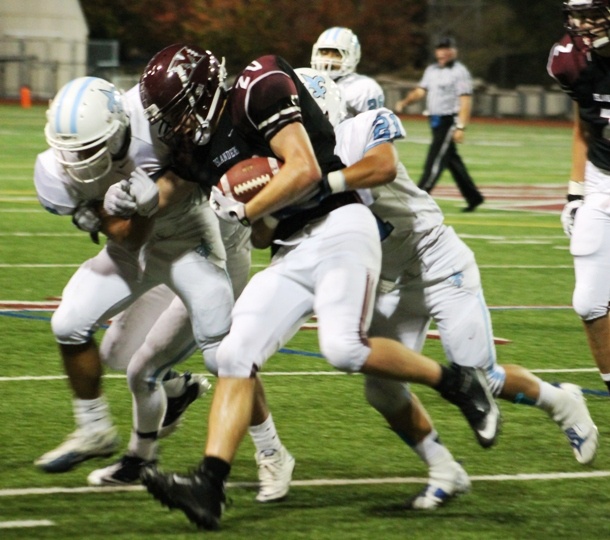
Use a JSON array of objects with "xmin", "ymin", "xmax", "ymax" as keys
[{"xmin": 419, "ymin": 60, "xmax": 472, "ymax": 116}]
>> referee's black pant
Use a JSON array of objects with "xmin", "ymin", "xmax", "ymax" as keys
[{"xmin": 418, "ymin": 115, "xmax": 483, "ymax": 209}]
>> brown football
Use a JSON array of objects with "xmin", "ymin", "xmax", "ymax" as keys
[{"xmin": 217, "ymin": 156, "xmax": 283, "ymax": 203}]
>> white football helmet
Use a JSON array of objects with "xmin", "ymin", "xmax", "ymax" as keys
[
  {"xmin": 45, "ymin": 77, "xmax": 129, "ymax": 183},
  {"xmin": 295, "ymin": 67, "xmax": 347, "ymax": 128},
  {"xmin": 311, "ymin": 27, "xmax": 361, "ymax": 80}
]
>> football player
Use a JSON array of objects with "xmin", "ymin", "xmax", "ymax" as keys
[
  {"xmin": 34, "ymin": 78, "xmax": 284, "ymax": 491},
  {"xmin": 33, "ymin": 77, "xmax": 217, "ymax": 475},
  {"xmin": 311, "ymin": 26, "xmax": 384, "ymax": 117},
  {"xmin": 297, "ymin": 68, "xmax": 598, "ymax": 508},
  {"xmin": 133, "ymin": 43, "xmax": 499, "ymax": 530},
  {"xmin": 548, "ymin": 1, "xmax": 610, "ymax": 397}
]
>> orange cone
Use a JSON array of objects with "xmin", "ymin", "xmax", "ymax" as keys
[{"xmin": 20, "ymin": 86, "xmax": 32, "ymax": 108}]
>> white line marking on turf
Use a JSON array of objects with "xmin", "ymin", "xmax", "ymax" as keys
[
  {"xmin": 0, "ymin": 264, "xmax": 80, "ymax": 268},
  {"xmin": 0, "ymin": 520, "xmax": 55, "ymax": 528},
  {"xmin": 2, "ymin": 470, "xmax": 609, "ymax": 498},
  {"xmin": 0, "ymin": 367, "xmax": 599, "ymax": 383}
]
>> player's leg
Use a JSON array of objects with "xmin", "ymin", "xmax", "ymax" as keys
[
  {"xmin": 427, "ymin": 228, "xmax": 597, "ymax": 463},
  {"xmin": 307, "ymin": 205, "xmax": 498, "ymax": 448},
  {"xmin": 36, "ymin": 245, "xmax": 147, "ymax": 472},
  {"xmin": 142, "ymin": 246, "xmax": 315, "ymax": 529},
  {"xmin": 365, "ymin": 284, "xmax": 469, "ymax": 508},
  {"xmin": 571, "ymin": 195, "xmax": 610, "ymax": 389}
]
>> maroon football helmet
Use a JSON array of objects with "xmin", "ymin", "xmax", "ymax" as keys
[
  {"xmin": 563, "ymin": 0, "xmax": 610, "ymax": 49},
  {"xmin": 140, "ymin": 43, "xmax": 227, "ymax": 145}
]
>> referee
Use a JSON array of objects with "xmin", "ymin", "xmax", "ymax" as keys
[{"xmin": 395, "ymin": 36, "xmax": 484, "ymax": 212}]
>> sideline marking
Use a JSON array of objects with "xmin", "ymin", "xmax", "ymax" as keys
[{"xmin": 3, "ymin": 470, "xmax": 610, "ymax": 498}]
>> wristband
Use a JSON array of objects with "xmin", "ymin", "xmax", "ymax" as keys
[
  {"xmin": 567, "ymin": 180, "xmax": 584, "ymax": 202},
  {"xmin": 455, "ymin": 123, "xmax": 466, "ymax": 130},
  {"xmin": 327, "ymin": 170, "xmax": 347, "ymax": 193}
]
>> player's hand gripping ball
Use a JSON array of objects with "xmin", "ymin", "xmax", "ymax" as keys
[{"xmin": 217, "ymin": 156, "xmax": 282, "ymax": 203}]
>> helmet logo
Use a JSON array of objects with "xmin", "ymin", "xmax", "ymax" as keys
[
  {"xmin": 99, "ymin": 88, "xmax": 124, "ymax": 115},
  {"xmin": 301, "ymin": 73, "xmax": 327, "ymax": 98},
  {"xmin": 168, "ymin": 46, "xmax": 206, "ymax": 88}
]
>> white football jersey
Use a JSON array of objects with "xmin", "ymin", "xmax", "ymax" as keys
[
  {"xmin": 334, "ymin": 109, "xmax": 457, "ymax": 281},
  {"xmin": 336, "ymin": 73, "xmax": 385, "ymax": 118},
  {"xmin": 34, "ymin": 84, "xmax": 170, "ymax": 216}
]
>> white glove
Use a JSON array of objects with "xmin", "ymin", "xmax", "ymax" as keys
[
  {"xmin": 72, "ymin": 205, "xmax": 101, "ymax": 233},
  {"xmin": 560, "ymin": 198, "xmax": 583, "ymax": 237},
  {"xmin": 129, "ymin": 167, "xmax": 159, "ymax": 217},
  {"xmin": 209, "ymin": 186, "xmax": 250, "ymax": 226},
  {"xmin": 104, "ymin": 180, "xmax": 137, "ymax": 217}
]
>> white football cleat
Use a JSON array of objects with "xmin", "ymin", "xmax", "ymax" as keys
[
  {"xmin": 35, "ymin": 426, "xmax": 119, "ymax": 473},
  {"xmin": 407, "ymin": 461, "xmax": 471, "ymax": 510},
  {"xmin": 255, "ymin": 446, "xmax": 295, "ymax": 502},
  {"xmin": 551, "ymin": 383, "xmax": 599, "ymax": 465}
]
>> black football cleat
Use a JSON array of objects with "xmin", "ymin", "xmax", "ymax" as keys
[
  {"xmin": 141, "ymin": 465, "xmax": 225, "ymax": 530},
  {"xmin": 438, "ymin": 364, "xmax": 500, "ymax": 448}
]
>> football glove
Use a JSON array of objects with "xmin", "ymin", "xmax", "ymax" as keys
[
  {"xmin": 209, "ymin": 186, "xmax": 250, "ymax": 226},
  {"xmin": 560, "ymin": 198, "xmax": 583, "ymax": 238},
  {"xmin": 104, "ymin": 180, "xmax": 137, "ymax": 217},
  {"xmin": 129, "ymin": 167, "xmax": 160, "ymax": 217},
  {"xmin": 72, "ymin": 204, "xmax": 101, "ymax": 233}
]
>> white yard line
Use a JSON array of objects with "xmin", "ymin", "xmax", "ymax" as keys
[
  {"xmin": 0, "ymin": 520, "xmax": 54, "ymax": 528},
  {"xmin": 2, "ymin": 470, "xmax": 609, "ymax": 498},
  {"xmin": 0, "ymin": 367, "xmax": 599, "ymax": 383}
]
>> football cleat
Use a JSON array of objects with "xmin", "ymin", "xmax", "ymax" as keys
[
  {"xmin": 34, "ymin": 426, "xmax": 119, "ymax": 473},
  {"xmin": 439, "ymin": 365, "xmax": 501, "ymax": 448},
  {"xmin": 159, "ymin": 373, "xmax": 211, "ymax": 439},
  {"xmin": 87, "ymin": 454, "xmax": 156, "ymax": 486},
  {"xmin": 255, "ymin": 446, "xmax": 296, "ymax": 502},
  {"xmin": 407, "ymin": 461, "xmax": 471, "ymax": 510},
  {"xmin": 551, "ymin": 383, "xmax": 599, "ymax": 465},
  {"xmin": 141, "ymin": 465, "xmax": 225, "ymax": 530}
]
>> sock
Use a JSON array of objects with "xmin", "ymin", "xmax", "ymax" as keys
[
  {"xmin": 74, "ymin": 397, "xmax": 113, "ymax": 433},
  {"xmin": 128, "ymin": 430, "xmax": 158, "ymax": 462},
  {"xmin": 411, "ymin": 430, "xmax": 454, "ymax": 468},
  {"xmin": 249, "ymin": 414, "xmax": 282, "ymax": 456},
  {"xmin": 199, "ymin": 456, "xmax": 231, "ymax": 486},
  {"xmin": 535, "ymin": 381, "xmax": 564, "ymax": 414},
  {"xmin": 601, "ymin": 372, "xmax": 610, "ymax": 394},
  {"xmin": 434, "ymin": 365, "xmax": 457, "ymax": 395}
]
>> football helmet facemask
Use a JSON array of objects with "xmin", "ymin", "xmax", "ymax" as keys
[
  {"xmin": 45, "ymin": 77, "xmax": 129, "ymax": 183},
  {"xmin": 563, "ymin": 0, "xmax": 610, "ymax": 49},
  {"xmin": 139, "ymin": 43, "xmax": 227, "ymax": 147},
  {"xmin": 311, "ymin": 27, "xmax": 361, "ymax": 80},
  {"xmin": 295, "ymin": 67, "xmax": 346, "ymax": 128}
]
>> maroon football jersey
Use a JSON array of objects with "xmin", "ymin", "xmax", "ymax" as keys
[{"xmin": 548, "ymin": 34, "xmax": 610, "ymax": 170}]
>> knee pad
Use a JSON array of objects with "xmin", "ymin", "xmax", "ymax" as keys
[
  {"xmin": 51, "ymin": 306, "xmax": 93, "ymax": 345},
  {"xmin": 215, "ymin": 333, "xmax": 262, "ymax": 378},
  {"xmin": 573, "ymin": 287, "xmax": 609, "ymax": 321},
  {"xmin": 318, "ymin": 334, "xmax": 371, "ymax": 373},
  {"xmin": 364, "ymin": 377, "xmax": 411, "ymax": 416}
]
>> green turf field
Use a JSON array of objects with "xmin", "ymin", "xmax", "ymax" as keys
[{"xmin": 0, "ymin": 104, "xmax": 608, "ymax": 539}]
